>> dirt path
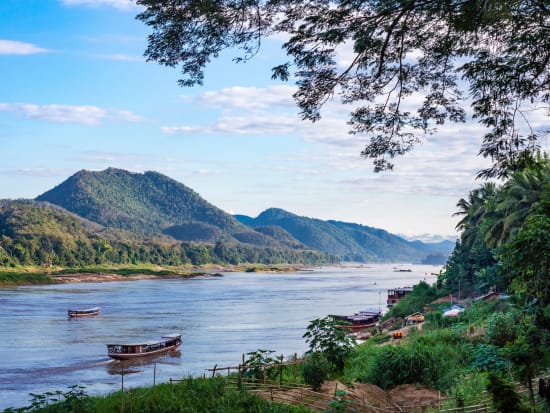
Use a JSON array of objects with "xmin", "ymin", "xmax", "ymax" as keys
[{"xmin": 255, "ymin": 380, "xmax": 442, "ymax": 412}]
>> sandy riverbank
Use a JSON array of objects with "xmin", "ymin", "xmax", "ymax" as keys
[
  {"xmin": 1, "ymin": 264, "xmax": 314, "ymax": 287},
  {"xmin": 52, "ymin": 272, "xmax": 161, "ymax": 283}
]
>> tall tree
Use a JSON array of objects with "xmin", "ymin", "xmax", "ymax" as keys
[
  {"xmin": 503, "ymin": 213, "xmax": 550, "ymax": 310},
  {"xmin": 454, "ymin": 183, "xmax": 497, "ymax": 249},
  {"xmin": 485, "ymin": 155, "xmax": 550, "ymax": 247},
  {"xmin": 136, "ymin": 0, "xmax": 549, "ymax": 177}
]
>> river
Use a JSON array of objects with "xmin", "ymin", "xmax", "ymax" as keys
[{"xmin": 0, "ymin": 264, "xmax": 440, "ymax": 410}]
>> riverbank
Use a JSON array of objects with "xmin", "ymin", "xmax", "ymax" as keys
[{"xmin": 0, "ymin": 263, "xmax": 313, "ymax": 287}]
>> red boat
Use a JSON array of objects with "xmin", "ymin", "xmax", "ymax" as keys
[{"xmin": 332, "ymin": 310, "xmax": 381, "ymax": 331}]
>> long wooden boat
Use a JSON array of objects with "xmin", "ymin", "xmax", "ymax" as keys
[
  {"xmin": 68, "ymin": 307, "xmax": 100, "ymax": 318},
  {"xmin": 332, "ymin": 310, "xmax": 381, "ymax": 331},
  {"xmin": 107, "ymin": 334, "xmax": 182, "ymax": 360}
]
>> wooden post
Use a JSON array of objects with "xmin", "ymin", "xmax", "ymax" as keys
[
  {"xmin": 279, "ymin": 354, "xmax": 284, "ymax": 385},
  {"xmin": 238, "ymin": 364, "xmax": 242, "ymax": 390},
  {"xmin": 293, "ymin": 353, "xmax": 297, "ymax": 382},
  {"xmin": 211, "ymin": 364, "xmax": 217, "ymax": 378},
  {"xmin": 121, "ymin": 364, "xmax": 124, "ymax": 413},
  {"xmin": 152, "ymin": 362, "xmax": 156, "ymax": 405}
]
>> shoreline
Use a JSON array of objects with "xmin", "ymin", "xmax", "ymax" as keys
[{"xmin": 0, "ymin": 263, "xmax": 316, "ymax": 287}]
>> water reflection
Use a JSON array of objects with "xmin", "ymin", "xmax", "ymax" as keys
[{"xmin": 106, "ymin": 351, "xmax": 182, "ymax": 376}]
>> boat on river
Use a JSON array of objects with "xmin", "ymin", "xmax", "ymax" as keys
[
  {"xmin": 68, "ymin": 307, "xmax": 100, "ymax": 318},
  {"xmin": 332, "ymin": 310, "xmax": 381, "ymax": 331},
  {"xmin": 106, "ymin": 334, "xmax": 182, "ymax": 360},
  {"xmin": 387, "ymin": 286, "xmax": 414, "ymax": 308}
]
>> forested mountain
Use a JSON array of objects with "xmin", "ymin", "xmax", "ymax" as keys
[
  {"xmin": 0, "ymin": 200, "xmax": 335, "ymax": 267},
  {"xmin": 0, "ymin": 167, "xmax": 447, "ymax": 266},
  {"xmin": 235, "ymin": 208, "xmax": 454, "ymax": 263},
  {"xmin": 36, "ymin": 168, "xmax": 285, "ymax": 248}
]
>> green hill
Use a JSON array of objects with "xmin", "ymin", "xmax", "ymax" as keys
[
  {"xmin": 14, "ymin": 167, "xmax": 452, "ymax": 265},
  {"xmin": 235, "ymin": 208, "xmax": 453, "ymax": 263},
  {"xmin": 0, "ymin": 200, "xmax": 335, "ymax": 267},
  {"xmin": 36, "ymin": 168, "xmax": 276, "ymax": 246}
]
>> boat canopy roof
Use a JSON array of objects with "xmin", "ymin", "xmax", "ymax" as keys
[{"xmin": 107, "ymin": 334, "xmax": 181, "ymax": 347}]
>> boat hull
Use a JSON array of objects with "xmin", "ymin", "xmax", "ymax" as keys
[
  {"xmin": 68, "ymin": 307, "xmax": 100, "ymax": 318},
  {"xmin": 332, "ymin": 311, "xmax": 381, "ymax": 332},
  {"xmin": 108, "ymin": 344, "xmax": 181, "ymax": 360},
  {"xmin": 341, "ymin": 322, "xmax": 378, "ymax": 331}
]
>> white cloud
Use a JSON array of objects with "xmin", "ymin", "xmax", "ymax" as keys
[
  {"xmin": 0, "ymin": 40, "xmax": 50, "ymax": 55},
  {"xmin": 0, "ymin": 103, "xmax": 145, "ymax": 125},
  {"xmin": 162, "ymin": 113, "xmax": 300, "ymax": 135},
  {"xmin": 0, "ymin": 168, "xmax": 75, "ymax": 177},
  {"xmin": 59, "ymin": 0, "xmax": 137, "ymax": 10},
  {"xmin": 95, "ymin": 53, "xmax": 144, "ymax": 62},
  {"xmin": 159, "ymin": 84, "xmax": 512, "ymax": 205},
  {"xmin": 399, "ymin": 233, "xmax": 458, "ymax": 243},
  {"xmin": 196, "ymin": 85, "xmax": 295, "ymax": 110}
]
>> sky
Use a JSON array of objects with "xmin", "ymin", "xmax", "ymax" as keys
[{"xmin": 1, "ymin": 1, "xmax": 547, "ymax": 243}]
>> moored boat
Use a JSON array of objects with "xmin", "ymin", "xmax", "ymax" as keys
[
  {"xmin": 332, "ymin": 310, "xmax": 381, "ymax": 331},
  {"xmin": 107, "ymin": 334, "xmax": 182, "ymax": 360},
  {"xmin": 387, "ymin": 286, "xmax": 414, "ymax": 308},
  {"xmin": 68, "ymin": 307, "xmax": 100, "ymax": 318}
]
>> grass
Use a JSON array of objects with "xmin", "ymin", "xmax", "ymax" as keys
[
  {"xmin": 0, "ymin": 271, "xmax": 55, "ymax": 286},
  {"xmin": 0, "ymin": 264, "xmax": 210, "ymax": 286},
  {"xmin": 2, "ymin": 378, "xmax": 314, "ymax": 413},
  {"xmin": 0, "ymin": 262, "xmax": 306, "ymax": 286}
]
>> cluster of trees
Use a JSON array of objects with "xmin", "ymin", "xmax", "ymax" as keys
[
  {"xmin": 0, "ymin": 234, "xmax": 336, "ymax": 268},
  {"xmin": 436, "ymin": 154, "xmax": 550, "ymax": 404},
  {"xmin": 439, "ymin": 154, "xmax": 550, "ymax": 313},
  {"xmin": 0, "ymin": 201, "xmax": 337, "ymax": 268}
]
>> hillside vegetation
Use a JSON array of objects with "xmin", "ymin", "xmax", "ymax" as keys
[
  {"xmin": 36, "ymin": 168, "xmax": 253, "ymax": 241},
  {"xmin": 0, "ymin": 168, "xmax": 451, "ymax": 269},
  {"xmin": 236, "ymin": 208, "xmax": 453, "ymax": 263},
  {"xmin": 0, "ymin": 200, "xmax": 335, "ymax": 268}
]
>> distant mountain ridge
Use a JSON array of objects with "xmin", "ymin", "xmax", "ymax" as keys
[
  {"xmin": 235, "ymin": 208, "xmax": 454, "ymax": 263},
  {"xmin": 36, "ymin": 168, "xmax": 299, "ymax": 250},
  {"xmin": 29, "ymin": 167, "xmax": 452, "ymax": 263}
]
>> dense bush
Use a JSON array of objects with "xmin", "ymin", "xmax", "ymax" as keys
[
  {"xmin": 303, "ymin": 317, "xmax": 356, "ymax": 374},
  {"xmin": 485, "ymin": 311, "xmax": 520, "ymax": 346},
  {"xmin": 302, "ymin": 352, "xmax": 330, "ymax": 391},
  {"xmin": 346, "ymin": 329, "xmax": 474, "ymax": 391}
]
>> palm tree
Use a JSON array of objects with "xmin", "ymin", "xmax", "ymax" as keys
[
  {"xmin": 484, "ymin": 156, "xmax": 550, "ymax": 248},
  {"xmin": 454, "ymin": 183, "xmax": 497, "ymax": 249}
]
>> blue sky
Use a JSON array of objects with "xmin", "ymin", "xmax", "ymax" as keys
[{"xmin": 2, "ymin": 0, "xmax": 547, "ymax": 242}]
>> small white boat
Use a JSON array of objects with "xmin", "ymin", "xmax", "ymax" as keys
[{"xmin": 68, "ymin": 307, "xmax": 100, "ymax": 318}]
